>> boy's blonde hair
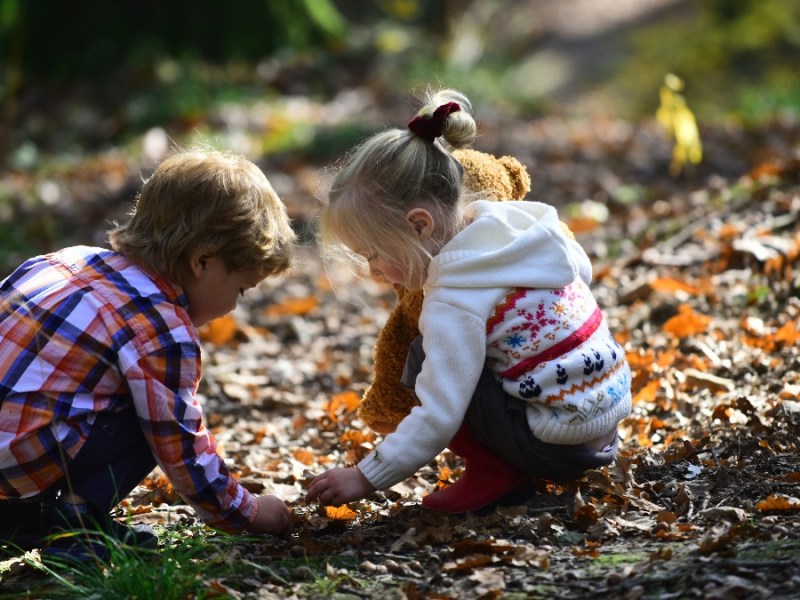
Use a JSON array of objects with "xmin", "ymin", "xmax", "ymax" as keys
[
  {"xmin": 108, "ymin": 150, "xmax": 295, "ymax": 287},
  {"xmin": 319, "ymin": 89, "xmax": 476, "ymax": 288}
]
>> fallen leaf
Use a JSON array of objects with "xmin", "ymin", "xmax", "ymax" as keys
[
  {"xmin": 265, "ymin": 296, "xmax": 319, "ymax": 317},
  {"xmin": 198, "ymin": 314, "xmax": 238, "ymax": 345},
  {"xmin": 663, "ymin": 304, "xmax": 712, "ymax": 338},
  {"xmin": 756, "ymin": 494, "xmax": 800, "ymax": 512},
  {"xmin": 325, "ymin": 504, "xmax": 358, "ymax": 520}
]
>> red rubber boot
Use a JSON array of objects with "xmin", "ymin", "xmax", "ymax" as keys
[{"xmin": 422, "ymin": 422, "xmax": 529, "ymax": 514}]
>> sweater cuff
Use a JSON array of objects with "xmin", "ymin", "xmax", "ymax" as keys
[
  {"xmin": 357, "ymin": 449, "xmax": 396, "ymax": 491},
  {"xmin": 246, "ymin": 494, "xmax": 259, "ymax": 528}
]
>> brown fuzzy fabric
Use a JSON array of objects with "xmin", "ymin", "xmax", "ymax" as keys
[{"xmin": 357, "ymin": 149, "xmax": 532, "ymax": 432}]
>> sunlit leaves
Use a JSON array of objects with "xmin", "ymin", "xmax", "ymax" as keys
[
  {"xmin": 324, "ymin": 504, "xmax": 358, "ymax": 520},
  {"xmin": 662, "ymin": 304, "xmax": 711, "ymax": 338},
  {"xmin": 264, "ymin": 296, "xmax": 319, "ymax": 317},
  {"xmin": 324, "ymin": 391, "xmax": 361, "ymax": 422},
  {"xmin": 756, "ymin": 494, "xmax": 800, "ymax": 512},
  {"xmin": 198, "ymin": 314, "xmax": 238, "ymax": 346},
  {"xmin": 656, "ymin": 73, "xmax": 703, "ymax": 176}
]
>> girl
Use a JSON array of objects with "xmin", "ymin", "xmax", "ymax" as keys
[{"xmin": 306, "ymin": 90, "xmax": 632, "ymax": 514}]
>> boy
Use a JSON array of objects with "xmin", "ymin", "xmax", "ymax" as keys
[{"xmin": 0, "ymin": 150, "xmax": 296, "ymax": 559}]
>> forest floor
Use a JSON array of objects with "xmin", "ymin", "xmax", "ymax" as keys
[{"xmin": 2, "ymin": 97, "xmax": 800, "ymax": 598}]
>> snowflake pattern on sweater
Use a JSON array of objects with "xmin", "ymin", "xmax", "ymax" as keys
[{"xmin": 485, "ymin": 278, "xmax": 631, "ymax": 443}]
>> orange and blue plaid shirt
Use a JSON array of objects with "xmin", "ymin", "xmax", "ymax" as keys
[{"xmin": 0, "ymin": 246, "xmax": 255, "ymax": 532}]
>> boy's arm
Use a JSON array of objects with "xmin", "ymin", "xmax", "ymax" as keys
[{"xmin": 126, "ymin": 341, "xmax": 257, "ymax": 533}]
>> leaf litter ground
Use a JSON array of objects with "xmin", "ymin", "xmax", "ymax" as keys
[{"xmin": 2, "ymin": 117, "xmax": 800, "ymax": 599}]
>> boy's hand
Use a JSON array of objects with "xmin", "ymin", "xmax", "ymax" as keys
[
  {"xmin": 305, "ymin": 467, "xmax": 375, "ymax": 506},
  {"xmin": 247, "ymin": 495, "xmax": 292, "ymax": 539}
]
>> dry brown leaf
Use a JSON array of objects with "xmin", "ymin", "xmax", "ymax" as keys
[
  {"xmin": 325, "ymin": 504, "xmax": 358, "ymax": 520},
  {"xmin": 265, "ymin": 296, "xmax": 319, "ymax": 317},
  {"xmin": 198, "ymin": 313, "xmax": 238, "ymax": 346},
  {"xmin": 756, "ymin": 494, "xmax": 800, "ymax": 512},
  {"xmin": 293, "ymin": 448, "xmax": 315, "ymax": 465},
  {"xmin": 650, "ymin": 277, "xmax": 700, "ymax": 295},
  {"xmin": 663, "ymin": 304, "xmax": 712, "ymax": 338},
  {"xmin": 469, "ymin": 568, "xmax": 506, "ymax": 598},
  {"xmin": 325, "ymin": 391, "xmax": 361, "ymax": 422},
  {"xmin": 776, "ymin": 320, "xmax": 800, "ymax": 346},
  {"xmin": 633, "ymin": 379, "xmax": 661, "ymax": 405},
  {"xmin": 339, "ymin": 430, "xmax": 375, "ymax": 446},
  {"xmin": 565, "ymin": 217, "xmax": 601, "ymax": 234}
]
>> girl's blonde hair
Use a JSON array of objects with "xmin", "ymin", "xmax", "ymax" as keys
[
  {"xmin": 108, "ymin": 150, "xmax": 295, "ymax": 287},
  {"xmin": 319, "ymin": 89, "xmax": 477, "ymax": 288}
]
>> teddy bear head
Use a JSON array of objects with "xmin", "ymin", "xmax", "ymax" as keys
[{"xmin": 453, "ymin": 148, "xmax": 531, "ymax": 201}]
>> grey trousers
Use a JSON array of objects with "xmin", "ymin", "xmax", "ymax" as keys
[{"xmin": 401, "ymin": 337, "xmax": 618, "ymax": 482}]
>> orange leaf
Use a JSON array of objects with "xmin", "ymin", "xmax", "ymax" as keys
[
  {"xmin": 748, "ymin": 162, "xmax": 781, "ymax": 179},
  {"xmin": 572, "ymin": 547, "xmax": 600, "ymax": 557},
  {"xmin": 663, "ymin": 304, "xmax": 711, "ymax": 338},
  {"xmin": 325, "ymin": 504, "xmax": 357, "ymax": 520},
  {"xmin": 325, "ymin": 391, "xmax": 361, "ymax": 422},
  {"xmin": 293, "ymin": 449, "xmax": 315, "ymax": 465},
  {"xmin": 198, "ymin": 314, "xmax": 238, "ymax": 345},
  {"xmin": 756, "ymin": 494, "xmax": 800, "ymax": 512},
  {"xmin": 776, "ymin": 320, "xmax": 800, "ymax": 347},
  {"xmin": 650, "ymin": 277, "xmax": 699, "ymax": 295},
  {"xmin": 633, "ymin": 379, "xmax": 660, "ymax": 405},
  {"xmin": 711, "ymin": 403, "xmax": 730, "ymax": 421},
  {"xmin": 339, "ymin": 430, "xmax": 375, "ymax": 446},
  {"xmin": 265, "ymin": 296, "xmax": 318, "ymax": 317},
  {"xmin": 565, "ymin": 217, "xmax": 600, "ymax": 234}
]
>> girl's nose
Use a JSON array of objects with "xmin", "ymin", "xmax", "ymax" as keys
[{"xmin": 368, "ymin": 264, "xmax": 382, "ymax": 280}]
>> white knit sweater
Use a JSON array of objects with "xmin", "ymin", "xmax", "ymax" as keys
[{"xmin": 358, "ymin": 201, "xmax": 632, "ymax": 490}]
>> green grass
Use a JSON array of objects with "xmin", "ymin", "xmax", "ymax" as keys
[
  {"xmin": 0, "ymin": 525, "xmax": 269, "ymax": 599},
  {"xmin": 1, "ymin": 524, "xmax": 382, "ymax": 599}
]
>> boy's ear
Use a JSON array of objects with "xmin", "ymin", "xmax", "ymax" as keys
[
  {"xmin": 189, "ymin": 250, "xmax": 209, "ymax": 279},
  {"xmin": 407, "ymin": 208, "xmax": 434, "ymax": 241}
]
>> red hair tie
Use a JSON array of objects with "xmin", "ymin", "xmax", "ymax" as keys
[{"xmin": 407, "ymin": 102, "xmax": 461, "ymax": 143}]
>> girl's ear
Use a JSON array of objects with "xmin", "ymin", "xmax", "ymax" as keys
[{"xmin": 407, "ymin": 208, "xmax": 434, "ymax": 241}]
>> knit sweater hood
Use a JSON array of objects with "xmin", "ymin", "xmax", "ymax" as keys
[{"xmin": 426, "ymin": 200, "xmax": 592, "ymax": 291}]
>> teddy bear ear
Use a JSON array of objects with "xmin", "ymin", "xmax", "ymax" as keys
[{"xmin": 496, "ymin": 155, "xmax": 532, "ymax": 200}]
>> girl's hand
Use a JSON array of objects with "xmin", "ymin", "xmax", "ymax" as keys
[
  {"xmin": 247, "ymin": 494, "xmax": 292, "ymax": 539},
  {"xmin": 305, "ymin": 467, "xmax": 376, "ymax": 506}
]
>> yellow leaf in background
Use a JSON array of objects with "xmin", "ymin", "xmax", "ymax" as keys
[
  {"xmin": 198, "ymin": 314, "xmax": 238, "ymax": 346},
  {"xmin": 325, "ymin": 504, "xmax": 357, "ymax": 520},
  {"xmin": 656, "ymin": 73, "xmax": 702, "ymax": 176},
  {"xmin": 663, "ymin": 304, "xmax": 711, "ymax": 338},
  {"xmin": 265, "ymin": 296, "xmax": 318, "ymax": 317}
]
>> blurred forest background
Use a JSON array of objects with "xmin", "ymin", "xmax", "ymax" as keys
[{"xmin": 1, "ymin": 0, "xmax": 798, "ymax": 274}]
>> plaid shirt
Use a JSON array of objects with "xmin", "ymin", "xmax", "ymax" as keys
[{"xmin": 0, "ymin": 246, "xmax": 255, "ymax": 533}]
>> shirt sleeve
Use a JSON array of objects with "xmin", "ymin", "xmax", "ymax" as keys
[
  {"xmin": 358, "ymin": 301, "xmax": 486, "ymax": 490},
  {"xmin": 126, "ymin": 341, "xmax": 256, "ymax": 533}
]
